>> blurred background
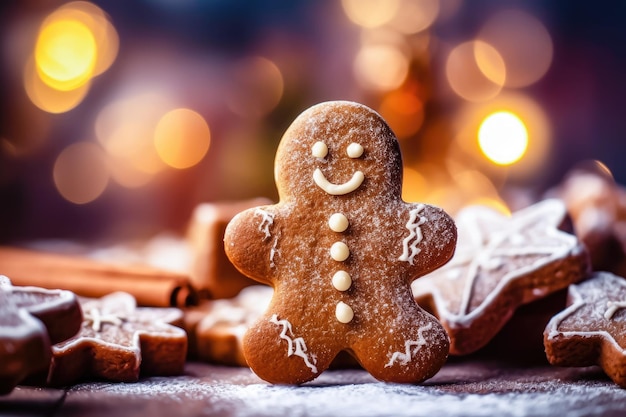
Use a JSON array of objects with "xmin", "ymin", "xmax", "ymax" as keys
[{"xmin": 1, "ymin": 0, "xmax": 625, "ymax": 245}]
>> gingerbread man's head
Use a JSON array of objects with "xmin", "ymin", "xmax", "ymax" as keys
[
  {"xmin": 225, "ymin": 101, "xmax": 456, "ymax": 384},
  {"xmin": 275, "ymin": 101, "xmax": 402, "ymax": 203}
]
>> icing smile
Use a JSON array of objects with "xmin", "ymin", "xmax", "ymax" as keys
[{"xmin": 313, "ymin": 168, "xmax": 364, "ymax": 195}]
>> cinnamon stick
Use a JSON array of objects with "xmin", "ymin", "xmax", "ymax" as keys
[{"xmin": 0, "ymin": 247, "xmax": 197, "ymax": 307}]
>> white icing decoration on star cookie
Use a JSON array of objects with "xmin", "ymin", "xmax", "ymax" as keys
[
  {"xmin": 83, "ymin": 308, "xmax": 123, "ymax": 332},
  {"xmin": 328, "ymin": 213, "xmax": 349, "ymax": 233},
  {"xmin": 346, "ymin": 142, "xmax": 364, "ymax": 158},
  {"xmin": 313, "ymin": 168, "xmax": 364, "ymax": 196},
  {"xmin": 254, "ymin": 209, "xmax": 275, "ymax": 240},
  {"xmin": 332, "ymin": 270, "xmax": 352, "ymax": 291},
  {"xmin": 311, "ymin": 141, "xmax": 328, "ymax": 158},
  {"xmin": 398, "ymin": 204, "xmax": 427, "ymax": 265},
  {"xmin": 269, "ymin": 314, "xmax": 318, "ymax": 373},
  {"xmin": 335, "ymin": 301, "xmax": 354, "ymax": 323},
  {"xmin": 384, "ymin": 322, "xmax": 432, "ymax": 367},
  {"xmin": 604, "ymin": 300, "xmax": 626, "ymax": 320},
  {"xmin": 330, "ymin": 242, "xmax": 350, "ymax": 261}
]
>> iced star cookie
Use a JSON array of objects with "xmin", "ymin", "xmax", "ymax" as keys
[
  {"xmin": 412, "ymin": 199, "xmax": 590, "ymax": 355},
  {"xmin": 544, "ymin": 272, "xmax": 626, "ymax": 388},
  {"xmin": 48, "ymin": 292, "xmax": 187, "ymax": 386},
  {"xmin": 224, "ymin": 101, "xmax": 456, "ymax": 384},
  {"xmin": 0, "ymin": 276, "xmax": 82, "ymax": 394}
]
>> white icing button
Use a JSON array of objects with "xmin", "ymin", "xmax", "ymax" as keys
[
  {"xmin": 346, "ymin": 142, "xmax": 364, "ymax": 158},
  {"xmin": 335, "ymin": 302, "xmax": 354, "ymax": 323},
  {"xmin": 332, "ymin": 270, "xmax": 352, "ymax": 291},
  {"xmin": 328, "ymin": 213, "xmax": 349, "ymax": 233},
  {"xmin": 330, "ymin": 242, "xmax": 350, "ymax": 262},
  {"xmin": 311, "ymin": 141, "xmax": 328, "ymax": 158}
]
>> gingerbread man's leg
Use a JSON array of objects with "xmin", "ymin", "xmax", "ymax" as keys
[
  {"xmin": 243, "ymin": 311, "xmax": 337, "ymax": 384},
  {"xmin": 351, "ymin": 308, "xmax": 449, "ymax": 383}
]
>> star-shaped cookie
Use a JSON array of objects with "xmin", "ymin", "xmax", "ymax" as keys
[
  {"xmin": 544, "ymin": 271, "xmax": 626, "ymax": 388},
  {"xmin": 412, "ymin": 199, "xmax": 590, "ymax": 355},
  {"xmin": 48, "ymin": 291, "xmax": 187, "ymax": 386},
  {"xmin": 0, "ymin": 276, "xmax": 82, "ymax": 394}
]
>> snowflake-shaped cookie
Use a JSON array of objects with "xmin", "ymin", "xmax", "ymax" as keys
[
  {"xmin": 544, "ymin": 271, "xmax": 626, "ymax": 388},
  {"xmin": 412, "ymin": 199, "xmax": 590, "ymax": 355},
  {"xmin": 48, "ymin": 291, "xmax": 187, "ymax": 386}
]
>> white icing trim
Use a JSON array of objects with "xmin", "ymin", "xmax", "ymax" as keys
[
  {"xmin": 84, "ymin": 308, "xmax": 123, "ymax": 332},
  {"xmin": 269, "ymin": 235, "xmax": 280, "ymax": 269},
  {"xmin": 269, "ymin": 314, "xmax": 318, "ymax": 373},
  {"xmin": 398, "ymin": 204, "xmax": 427, "ymax": 265},
  {"xmin": 254, "ymin": 209, "xmax": 275, "ymax": 240},
  {"xmin": 385, "ymin": 322, "xmax": 432, "ymax": 367},
  {"xmin": 313, "ymin": 168, "xmax": 364, "ymax": 195},
  {"xmin": 545, "ymin": 274, "xmax": 626, "ymax": 356},
  {"xmin": 604, "ymin": 300, "xmax": 626, "ymax": 320}
]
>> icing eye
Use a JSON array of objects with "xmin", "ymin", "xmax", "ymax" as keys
[
  {"xmin": 347, "ymin": 143, "xmax": 364, "ymax": 158},
  {"xmin": 311, "ymin": 141, "xmax": 328, "ymax": 158}
]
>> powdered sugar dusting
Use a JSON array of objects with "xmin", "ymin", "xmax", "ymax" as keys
[{"xmin": 62, "ymin": 362, "xmax": 626, "ymax": 417}]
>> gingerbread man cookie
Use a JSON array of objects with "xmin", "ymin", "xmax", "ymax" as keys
[
  {"xmin": 544, "ymin": 272, "xmax": 626, "ymax": 388},
  {"xmin": 224, "ymin": 101, "xmax": 456, "ymax": 384}
]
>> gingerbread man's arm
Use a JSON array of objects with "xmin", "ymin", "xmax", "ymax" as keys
[
  {"xmin": 224, "ymin": 205, "xmax": 279, "ymax": 286},
  {"xmin": 399, "ymin": 203, "xmax": 457, "ymax": 281}
]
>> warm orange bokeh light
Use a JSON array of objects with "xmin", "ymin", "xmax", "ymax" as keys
[
  {"xmin": 227, "ymin": 57, "xmax": 284, "ymax": 119},
  {"xmin": 23, "ymin": 56, "xmax": 90, "ymax": 114},
  {"xmin": 53, "ymin": 141, "xmax": 109, "ymax": 204},
  {"xmin": 154, "ymin": 108, "xmax": 211, "ymax": 169},
  {"xmin": 478, "ymin": 9, "xmax": 553, "ymax": 88},
  {"xmin": 341, "ymin": 0, "xmax": 400, "ymax": 28},
  {"xmin": 379, "ymin": 90, "xmax": 424, "ymax": 139},
  {"xmin": 446, "ymin": 40, "xmax": 505, "ymax": 102}
]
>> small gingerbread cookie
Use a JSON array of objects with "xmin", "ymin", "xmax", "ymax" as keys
[
  {"xmin": 544, "ymin": 271, "xmax": 626, "ymax": 388},
  {"xmin": 0, "ymin": 276, "xmax": 82, "ymax": 394},
  {"xmin": 412, "ymin": 199, "xmax": 590, "ymax": 355},
  {"xmin": 187, "ymin": 198, "xmax": 272, "ymax": 299},
  {"xmin": 48, "ymin": 292, "xmax": 187, "ymax": 386},
  {"xmin": 224, "ymin": 101, "xmax": 456, "ymax": 384},
  {"xmin": 191, "ymin": 285, "xmax": 272, "ymax": 366}
]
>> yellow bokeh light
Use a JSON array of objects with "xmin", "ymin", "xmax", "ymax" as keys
[
  {"xmin": 35, "ymin": 19, "xmax": 97, "ymax": 91},
  {"xmin": 54, "ymin": 1, "xmax": 119, "ymax": 77},
  {"xmin": 154, "ymin": 108, "xmax": 211, "ymax": 169},
  {"xmin": 23, "ymin": 56, "xmax": 90, "ymax": 113},
  {"xmin": 478, "ymin": 111, "xmax": 528, "ymax": 165},
  {"xmin": 341, "ymin": 0, "xmax": 401, "ymax": 28},
  {"xmin": 53, "ymin": 141, "xmax": 109, "ymax": 204},
  {"xmin": 446, "ymin": 40, "xmax": 505, "ymax": 102}
]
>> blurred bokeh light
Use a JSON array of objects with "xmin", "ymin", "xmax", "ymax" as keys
[{"xmin": 0, "ymin": 0, "xmax": 625, "ymax": 244}]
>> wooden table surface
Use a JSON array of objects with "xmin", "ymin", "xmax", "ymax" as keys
[{"xmin": 2, "ymin": 359, "xmax": 625, "ymax": 417}]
